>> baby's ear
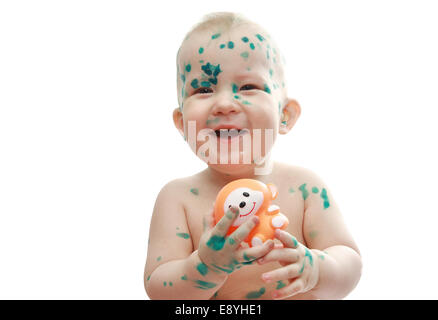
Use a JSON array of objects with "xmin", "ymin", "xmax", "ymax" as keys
[
  {"xmin": 267, "ymin": 183, "xmax": 278, "ymax": 200},
  {"xmin": 172, "ymin": 108, "xmax": 185, "ymax": 138},
  {"xmin": 279, "ymin": 98, "xmax": 301, "ymax": 135}
]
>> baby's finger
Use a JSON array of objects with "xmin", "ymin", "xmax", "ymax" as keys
[
  {"xmin": 257, "ymin": 248, "xmax": 299, "ymax": 265},
  {"xmin": 274, "ymin": 229, "xmax": 299, "ymax": 248},
  {"xmin": 235, "ymin": 240, "xmax": 275, "ymax": 264},
  {"xmin": 272, "ymin": 278, "xmax": 304, "ymax": 300},
  {"xmin": 211, "ymin": 206, "xmax": 240, "ymax": 237},
  {"xmin": 228, "ymin": 215, "xmax": 260, "ymax": 245},
  {"xmin": 261, "ymin": 263, "xmax": 300, "ymax": 284}
]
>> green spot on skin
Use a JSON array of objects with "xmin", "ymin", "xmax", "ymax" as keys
[
  {"xmin": 169, "ymin": 282, "xmax": 173, "ymax": 286},
  {"xmin": 242, "ymin": 252, "xmax": 256, "ymax": 265},
  {"xmin": 206, "ymin": 117, "xmax": 220, "ymax": 125},
  {"xmin": 242, "ymin": 100, "xmax": 251, "ymax": 105},
  {"xmin": 305, "ymin": 247, "xmax": 314, "ymax": 266},
  {"xmin": 263, "ymin": 84, "xmax": 271, "ymax": 94},
  {"xmin": 191, "ymin": 79, "xmax": 199, "ymax": 89},
  {"xmin": 299, "ymin": 262, "xmax": 305, "ymax": 274},
  {"xmin": 147, "ymin": 275, "xmax": 151, "ymax": 281},
  {"xmin": 213, "ymin": 291, "xmax": 219, "ymax": 299},
  {"xmin": 299, "ymin": 183, "xmax": 309, "ymax": 200},
  {"xmin": 228, "ymin": 237, "xmax": 236, "ymax": 245},
  {"xmin": 240, "ymin": 51, "xmax": 249, "ymax": 59},
  {"xmin": 255, "ymin": 34, "xmax": 265, "ymax": 41},
  {"xmin": 234, "ymin": 95, "xmax": 240, "ymax": 99},
  {"xmin": 196, "ymin": 263, "xmax": 209, "ymax": 276},
  {"xmin": 312, "ymin": 187, "xmax": 319, "ymax": 194},
  {"xmin": 226, "ymin": 210, "xmax": 234, "ymax": 219},
  {"xmin": 269, "ymin": 69, "xmax": 273, "ymax": 77},
  {"xmin": 249, "ymin": 43, "xmax": 255, "ymax": 50},
  {"xmin": 246, "ymin": 287, "xmax": 266, "ymax": 299},
  {"xmin": 199, "ymin": 60, "xmax": 204, "ymax": 63},
  {"xmin": 291, "ymin": 235, "xmax": 298, "ymax": 247},
  {"xmin": 227, "ymin": 41, "xmax": 234, "ymax": 49},
  {"xmin": 212, "ymin": 33, "xmax": 221, "ymax": 39},
  {"xmin": 199, "ymin": 47, "xmax": 204, "ymax": 54},
  {"xmin": 194, "ymin": 280, "xmax": 217, "ymax": 289},
  {"xmin": 176, "ymin": 232, "xmax": 190, "ymax": 239},
  {"xmin": 163, "ymin": 281, "xmax": 167, "ymax": 287},
  {"xmin": 200, "ymin": 81, "xmax": 211, "ymax": 87},
  {"xmin": 232, "ymin": 83, "xmax": 238, "ymax": 93},
  {"xmin": 320, "ymin": 188, "xmax": 330, "ymax": 209},
  {"xmin": 181, "ymin": 275, "xmax": 188, "ymax": 280},
  {"xmin": 282, "ymin": 121, "xmax": 287, "ymax": 125},
  {"xmin": 190, "ymin": 188, "xmax": 199, "ymax": 195},
  {"xmin": 276, "ymin": 281, "xmax": 286, "ymax": 289},
  {"xmin": 157, "ymin": 256, "xmax": 162, "ymax": 261},
  {"xmin": 319, "ymin": 254, "xmax": 325, "ymax": 260},
  {"xmin": 207, "ymin": 235, "xmax": 226, "ymax": 251},
  {"xmin": 241, "ymin": 36, "xmax": 249, "ymax": 43},
  {"xmin": 180, "ymin": 74, "xmax": 186, "ymax": 82},
  {"xmin": 309, "ymin": 231, "xmax": 318, "ymax": 239},
  {"xmin": 185, "ymin": 64, "xmax": 191, "ymax": 73},
  {"xmin": 289, "ymin": 187, "xmax": 295, "ymax": 193},
  {"xmin": 219, "ymin": 44, "xmax": 225, "ymax": 49}
]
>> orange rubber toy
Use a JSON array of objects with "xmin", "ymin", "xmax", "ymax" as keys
[{"xmin": 214, "ymin": 179, "xmax": 289, "ymax": 247}]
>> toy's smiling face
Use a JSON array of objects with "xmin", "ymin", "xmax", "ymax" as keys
[{"xmin": 223, "ymin": 187, "xmax": 264, "ymax": 226}]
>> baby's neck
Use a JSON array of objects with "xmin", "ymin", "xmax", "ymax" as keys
[{"xmin": 204, "ymin": 163, "xmax": 275, "ymax": 186}]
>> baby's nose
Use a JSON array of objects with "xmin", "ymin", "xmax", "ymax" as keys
[{"xmin": 211, "ymin": 93, "xmax": 241, "ymax": 116}]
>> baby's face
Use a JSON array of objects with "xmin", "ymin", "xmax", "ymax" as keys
[{"xmin": 176, "ymin": 25, "xmax": 287, "ymax": 168}]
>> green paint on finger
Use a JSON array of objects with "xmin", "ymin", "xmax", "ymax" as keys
[
  {"xmin": 196, "ymin": 263, "xmax": 209, "ymax": 276},
  {"xmin": 194, "ymin": 280, "xmax": 217, "ymax": 289},
  {"xmin": 176, "ymin": 232, "xmax": 190, "ymax": 239},
  {"xmin": 312, "ymin": 187, "xmax": 319, "ymax": 194},
  {"xmin": 246, "ymin": 287, "xmax": 266, "ymax": 299},
  {"xmin": 276, "ymin": 280, "xmax": 286, "ymax": 289},
  {"xmin": 207, "ymin": 235, "xmax": 226, "ymax": 251},
  {"xmin": 228, "ymin": 237, "xmax": 236, "ymax": 245}
]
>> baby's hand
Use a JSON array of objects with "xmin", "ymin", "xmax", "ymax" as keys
[
  {"xmin": 258, "ymin": 229, "xmax": 320, "ymax": 299},
  {"xmin": 198, "ymin": 206, "xmax": 274, "ymax": 275}
]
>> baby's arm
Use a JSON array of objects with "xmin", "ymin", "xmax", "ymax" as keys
[
  {"xmin": 144, "ymin": 181, "xmax": 226, "ymax": 300},
  {"xmin": 301, "ymin": 170, "xmax": 362, "ymax": 299},
  {"xmin": 144, "ymin": 180, "xmax": 273, "ymax": 300}
]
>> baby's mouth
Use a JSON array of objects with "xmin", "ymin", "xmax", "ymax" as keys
[{"xmin": 214, "ymin": 129, "xmax": 249, "ymax": 138}]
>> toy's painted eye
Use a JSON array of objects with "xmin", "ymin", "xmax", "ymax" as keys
[
  {"xmin": 243, "ymin": 192, "xmax": 249, "ymax": 197},
  {"xmin": 239, "ymin": 201, "xmax": 246, "ymax": 208},
  {"xmin": 228, "ymin": 205, "xmax": 232, "ymax": 208}
]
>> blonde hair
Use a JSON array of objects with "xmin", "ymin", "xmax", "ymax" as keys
[{"xmin": 177, "ymin": 12, "xmax": 287, "ymax": 109}]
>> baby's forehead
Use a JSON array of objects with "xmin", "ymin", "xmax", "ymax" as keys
[{"xmin": 177, "ymin": 25, "xmax": 279, "ymax": 74}]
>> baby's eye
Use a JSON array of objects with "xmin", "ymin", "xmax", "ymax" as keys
[
  {"xmin": 240, "ymin": 84, "xmax": 258, "ymax": 91},
  {"xmin": 194, "ymin": 87, "xmax": 213, "ymax": 94}
]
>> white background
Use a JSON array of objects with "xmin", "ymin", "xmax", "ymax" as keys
[{"xmin": 1, "ymin": 0, "xmax": 437, "ymax": 299}]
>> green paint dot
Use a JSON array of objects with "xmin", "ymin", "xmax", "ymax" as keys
[
  {"xmin": 276, "ymin": 281, "xmax": 286, "ymax": 289},
  {"xmin": 241, "ymin": 36, "xmax": 249, "ymax": 43},
  {"xmin": 255, "ymin": 34, "xmax": 265, "ymax": 41},
  {"xmin": 194, "ymin": 280, "xmax": 217, "ymax": 289},
  {"xmin": 163, "ymin": 281, "xmax": 167, "ymax": 287},
  {"xmin": 157, "ymin": 256, "xmax": 162, "ymax": 261},
  {"xmin": 185, "ymin": 64, "xmax": 191, "ymax": 73},
  {"xmin": 211, "ymin": 33, "xmax": 221, "ymax": 39},
  {"xmin": 199, "ymin": 47, "xmax": 204, "ymax": 54},
  {"xmin": 312, "ymin": 187, "xmax": 319, "ymax": 193},
  {"xmin": 321, "ymin": 188, "xmax": 330, "ymax": 209},
  {"xmin": 200, "ymin": 81, "xmax": 211, "ymax": 87},
  {"xmin": 249, "ymin": 43, "xmax": 255, "ymax": 50},
  {"xmin": 242, "ymin": 100, "xmax": 251, "ymax": 105},
  {"xmin": 240, "ymin": 51, "xmax": 249, "ymax": 59},
  {"xmin": 219, "ymin": 44, "xmax": 225, "ymax": 49},
  {"xmin": 246, "ymin": 287, "xmax": 266, "ymax": 299},
  {"xmin": 232, "ymin": 83, "xmax": 238, "ymax": 93},
  {"xmin": 309, "ymin": 231, "xmax": 318, "ymax": 239},
  {"xmin": 180, "ymin": 74, "xmax": 185, "ymax": 82},
  {"xmin": 197, "ymin": 263, "xmax": 209, "ymax": 276},
  {"xmin": 147, "ymin": 275, "xmax": 151, "ymax": 281},
  {"xmin": 289, "ymin": 187, "xmax": 295, "ymax": 193},
  {"xmin": 207, "ymin": 235, "xmax": 226, "ymax": 251},
  {"xmin": 191, "ymin": 79, "xmax": 199, "ymax": 89},
  {"xmin": 228, "ymin": 237, "xmax": 236, "ymax": 245},
  {"xmin": 227, "ymin": 41, "xmax": 234, "ymax": 49},
  {"xmin": 234, "ymin": 95, "xmax": 240, "ymax": 99},
  {"xmin": 190, "ymin": 188, "xmax": 199, "ymax": 195},
  {"xmin": 169, "ymin": 282, "xmax": 173, "ymax": 286},
  {"xmin": 269, "ymin": 69, "xmax": 273, "ymax": 77},
  {"xmin": 263, "ymin": 84, "xmax": 271, "ymax": 94},
  {"xmin": 181, "ymin": 275, "xmax": 188, "ymax": 280},
  {"xmin": 176, "ymin": 232, "xmax": 190, "ymax": 239},
  {"xmin": 299, "ymin": 183, "xmax": 309, "ymax": 200}
]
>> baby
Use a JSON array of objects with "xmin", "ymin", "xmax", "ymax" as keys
[{"xmin": 144, "ymin": 12, "xmax": 362, "ymax": 300}]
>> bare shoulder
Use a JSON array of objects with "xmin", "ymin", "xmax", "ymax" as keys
[{"xmin": 273, "ymin": 161, "xmax": 326, "ymax": 187}]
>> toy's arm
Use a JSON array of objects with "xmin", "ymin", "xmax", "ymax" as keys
[{"xmin": 266, "ymin": 204, "xmax": 280, "ymax": 215}]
